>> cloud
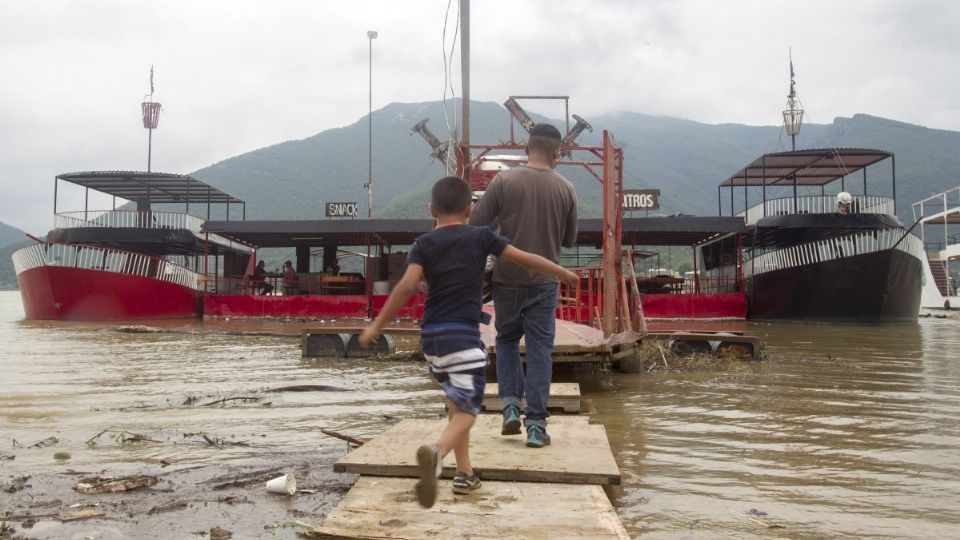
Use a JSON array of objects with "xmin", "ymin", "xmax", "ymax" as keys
[{"xmin": 1, "ymin": 0, "xmax": 957, "ymax": 234}]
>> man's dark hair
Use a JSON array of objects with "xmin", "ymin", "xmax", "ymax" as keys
[
  {"xmin": 527, "ymin": 123, "xmax": 562, "ymax": 156},
  {"xmin": 431, "ymin": 176, "xmax": 472, "ymax": 214}
]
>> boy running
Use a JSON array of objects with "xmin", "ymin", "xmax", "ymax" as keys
[{"xmin": 359, "ymin": 176, "xmax": 578, "ymax": 508}]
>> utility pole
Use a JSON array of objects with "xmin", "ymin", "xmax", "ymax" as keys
[{"xmin": 366, "ymin": 30, "xmax": 378, "ymax": 218}]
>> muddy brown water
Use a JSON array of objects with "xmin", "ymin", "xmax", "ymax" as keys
[{"xmin": 1, "ymin": 290, "xmax": 959, "ymax": 538}]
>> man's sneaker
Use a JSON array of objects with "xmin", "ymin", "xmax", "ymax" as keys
[
  {"xmin": 415, "ymin": 444, "xmax": 442, "ymax": 508},
  {"xmin": 501, "ymin": 404, "xmax": 521, "ymax": 435},
  {"xmin": 451, "ymin": 470, "xmax": 481, "ymax": 495},
  {"xmin": 525, "ymin": 425, "xmax": 551, "ymax": 448}
]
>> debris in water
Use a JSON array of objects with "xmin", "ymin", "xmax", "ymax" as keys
[
  {"xmin": 0, "ymin": 454, "xmax": 13, "ymax": 461},
  {"xmin": 58, "ymin": 507, "xmax": 105, "ymax": 521},
  {"xmin": 29, "ymin": 436, "xmax": 59, "ymax": 448},
  {"xmin": 320, "ymin": 428, "xmax": 366, "ymax": 446},
  {"xmin": 266, "ymin": 384, "xmax": 346, "ymax": 392},
  {"xmin": 73, "ymin": 474, "xmax": 159, "ymax": 494},
  {"xmin": 86, "ymin": 429, "xmax": 160, "ymax": 446},
  {"xmin": 200, "ymin": 396, "xmax": 262, "ymax": 407},
  {"xmin": 53, "ymin": 451, "xmax": 71, "ymax": 461},
  {"xmin": 3, "ymin": 475, "xmax": 30, "ymax": 493},
  {"xmin": 210, "ymin": 526, "xmax": 233, "ymax": 539}
]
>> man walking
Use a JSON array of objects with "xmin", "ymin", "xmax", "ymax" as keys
[{"xmin": 469, "ymin": 123, "xmax": 578, "ymax": 447}]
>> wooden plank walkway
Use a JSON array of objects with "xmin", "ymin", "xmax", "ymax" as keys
[
  {"xmin": 307, "ymin": 477, "xmax": 630, "ymax": 539},
  {"xmin": 482, "ymin": 382, "xmax": 581, "ymax": 413},
  {"xmin": 333, "ymin": 416, "xmax": 621, "ymax": 485}
]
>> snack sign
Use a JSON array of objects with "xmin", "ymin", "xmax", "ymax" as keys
[
  {"xmin": 622, "ymin": 189, "xmax": 660, "ymax": 211},
  {"xmin": 325, "ymin": 202, "xmax": 359, "ymax": 218}
]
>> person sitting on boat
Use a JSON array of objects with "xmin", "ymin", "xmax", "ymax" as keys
[
  {"xmin": 282, "ymin": 260, "xmax": 298, "ymax": 295},
  {"xmin": 252, "ymin": 260, "xmax": 273, "ymax": 295},
  {"xmin": 836, "ymin": 192, "xmax": 853, "ymax": 214},
  {"xmin": 358, "ymin": 176, "xmax": 578, "ymax": 508}
]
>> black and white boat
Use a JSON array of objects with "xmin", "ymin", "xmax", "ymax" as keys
[{"xmin": 713, "ymin": 148, "xmax": 923, "ymax": 322}]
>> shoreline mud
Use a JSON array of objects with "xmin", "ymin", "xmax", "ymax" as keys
[{"xmin": 1, "ymin": 448, "xmax": 356, "ymax": 539}]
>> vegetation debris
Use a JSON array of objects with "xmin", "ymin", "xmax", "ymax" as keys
[{"xmin": 73, "ymin": 474, "xmax": 159, "ymax": 494}]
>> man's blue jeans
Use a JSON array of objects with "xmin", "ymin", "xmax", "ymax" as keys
[{"xmin": 492, "ymin": 283, "xmax": 557, "ymax": 428}]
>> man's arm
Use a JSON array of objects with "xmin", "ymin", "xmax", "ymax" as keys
[
  {"xmin": 499, "ymin": 245, "xmax": 579, "ymax": 285},
  {"xmin": 359, "ymin": 263, "xmax": 424, "ymax": 346}
]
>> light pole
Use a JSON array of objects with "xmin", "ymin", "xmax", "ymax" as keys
[{"xmin": 366, "ymin": 30, "xmax": 378, "ymax": 218}]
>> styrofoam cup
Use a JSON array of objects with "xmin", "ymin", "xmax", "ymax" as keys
[{"xmin": 265, "ymin": 474, "xmax": 297, "ymax": 495}]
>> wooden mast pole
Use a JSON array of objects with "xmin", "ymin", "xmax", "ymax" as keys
[{"xmin": 458, "ymin": 0, "xmax": 470, "ymax": 180}]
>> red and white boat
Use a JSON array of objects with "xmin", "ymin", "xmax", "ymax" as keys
[{"xmin": 13, "ymin": 171, "xmax": 250, "ymax": 320}]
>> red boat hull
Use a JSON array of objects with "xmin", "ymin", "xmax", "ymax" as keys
[
  {"xmin": 17, "ymin": 266, "xmax": 200, "ymax": 320},
  {"xmin": 203, "ymin": 293, "xmax": 425, "ymax": 320}
]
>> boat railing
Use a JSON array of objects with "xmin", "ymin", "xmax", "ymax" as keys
[
  {"xmin": 11, "ymin": 242, "xmax": 204, "ymax": 291},
  {"xmin": 743, "ymin": 228, "xmax": 924, "ymax": 278},
  {"xmin": 54, "ymin": 210, "xmax": 206, "ymax": 233},
  {"xmin": 913, "ymin": 186, "xmax": 960, "ymax": 222},
  {"xmin": 739, "ymin": 195, "xmax": 894, "ymax": 225}
]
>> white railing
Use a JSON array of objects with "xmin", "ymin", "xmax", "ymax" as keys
[
  {"xmin": 739, "ymin": 196, "xmax": 895, "ymax": 225},
  {"xmin": 913, "ymin": 186, "xmax": 960, "ymax": 222},
  {"xmin": 12, "ymin": 242, "xmax": 205, "ymax": 291},
  {"xmin": 743, "ymin": 228, "xmax": 924, "ymax": 278},
  {"xmin": 54, "ymin": 211, "xmax": 206, "ymax": 233}
]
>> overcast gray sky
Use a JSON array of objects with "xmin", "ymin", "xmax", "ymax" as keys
[{"xmin": 2, "ymin": 0, "xmax": 958, "ymax": 234}]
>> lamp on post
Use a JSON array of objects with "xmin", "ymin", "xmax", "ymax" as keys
[
  {"xmin": 366, "ymin": 30, "xmax": 378, "ymax": 218},
  {"xmin": 782, "ymin": 52, "xmax": 803, "ymax": 150}
]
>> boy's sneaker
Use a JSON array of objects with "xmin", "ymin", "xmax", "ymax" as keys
[
  {"xmin": 415, "ymin": 444, "xmax": 442, "ymax": 508},
  {"xmin": 501, "ymin": 404, "xmax": 521, "ymax": 435},
  {"xmin": 525, "ymin": 425, "xmax": 551, "ymax": 448},
  {"xmin": 451, "ymin": 471, "xmax": 481, "ymax": 495}
]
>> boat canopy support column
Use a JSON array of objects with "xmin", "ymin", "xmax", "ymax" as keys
[
  {"xmin": 296, "ymin": 245, "xmax": 310, "ymax": 273},
  {"xmin": 53, "ymin": 177, "xmax": 58, "ymax": 215},
  {"xmin": 761, "ymin": 155, "xmax": 767, "ymax": 218},
  {"xmin": 891, "ymin": 155, "xmax": 897, "ymax": 216},
  {"xmin": 863, "ymin": 168, "xmax": 867, "ymax": 197},
  {"xmin": 717, "ymin": 185, "xmax": 722, "ymax": 216}
]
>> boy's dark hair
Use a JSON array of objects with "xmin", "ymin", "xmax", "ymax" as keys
[
  {"xmin": 431, "ymin": 176, "xmax": 472, "ymax": 215},
  {"xmin": 527, "ymin": 123, "xmax": 562, "ymax": 156}
]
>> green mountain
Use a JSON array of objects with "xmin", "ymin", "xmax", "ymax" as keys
[
  {"xmin": 5, "ymin": 102, "xmax": 960, "ymax": 291},
  {"xmin": 190, "ymin": 103, "xmax": 960, "ymax": 226},
  {"xmin": 0, "ymin": 221, "xmax": 28, "ymax": 249}
]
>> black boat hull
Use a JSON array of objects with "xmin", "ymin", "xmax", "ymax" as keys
[{"xmin": 747, "ymin": 249, "xmax": 921, "ymax": 323}]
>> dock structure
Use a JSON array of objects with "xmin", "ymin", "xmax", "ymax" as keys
[
  {"xmin": 300, "ymin": 311, "xmax": 626, "ymax": 364},
  {"xmin": 307, "ymin": 385, "xmax": 630, "ymax": 539},
  {"xmin": 300, "ymin": 320, "xmax": 763, "ymax": 363}
]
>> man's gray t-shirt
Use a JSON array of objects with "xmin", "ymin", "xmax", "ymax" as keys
[{"xmin": 469, "ymin": 165, "xmax": 578, "ymax": 285}]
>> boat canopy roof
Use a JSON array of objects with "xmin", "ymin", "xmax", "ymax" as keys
[
  {"xmin": 201, "ymin": 216, "xmax": 745, "ymax": 248},
  {"xmin": 720, "ymin": 148, "xmax": 893, "ymax": 187},
  {"xmin": 56, "ymin": 171, "xmax": 244, "ymax": 204}
]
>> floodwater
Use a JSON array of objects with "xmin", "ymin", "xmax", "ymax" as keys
[{"xmin": 1, "ymin": 290, "xmax": 959, "ymax": 538}]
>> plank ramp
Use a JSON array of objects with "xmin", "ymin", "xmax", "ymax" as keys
[
  {"xmin": 333, "ymin": 416, "xmax": 620, "ymax": 485},
  {"xmin": 307, "ymin": 476, "xmax": 630, "ymax": 539},
  {"xmin": 482, "ymin": 382, "xmax": 581, "ymax": 413}
]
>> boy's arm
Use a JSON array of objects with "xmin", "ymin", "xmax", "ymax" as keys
[
  {"xmin": 499, "ymin": 245, "xmax": 579, "ymax": 285},
  {"xmin": 359, "ymin": 263, "xmax": 424, "ymax": 347}
]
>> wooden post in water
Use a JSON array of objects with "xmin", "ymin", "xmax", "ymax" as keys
[{"xmin": 601, "ymin": 131, "xmax": 618, "ymax": 336}]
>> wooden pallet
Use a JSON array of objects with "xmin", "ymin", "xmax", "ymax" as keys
[
  {"xmin": 333, "ymin": 416, "xmax": 620, "ymax": 485},
  {"xmin": 306, "ymin": 476, "xmax": 629, "ymax": 539},
  {"xmin": 482, "ymin": 383, "xmax": 581, "ymax": 413}
]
